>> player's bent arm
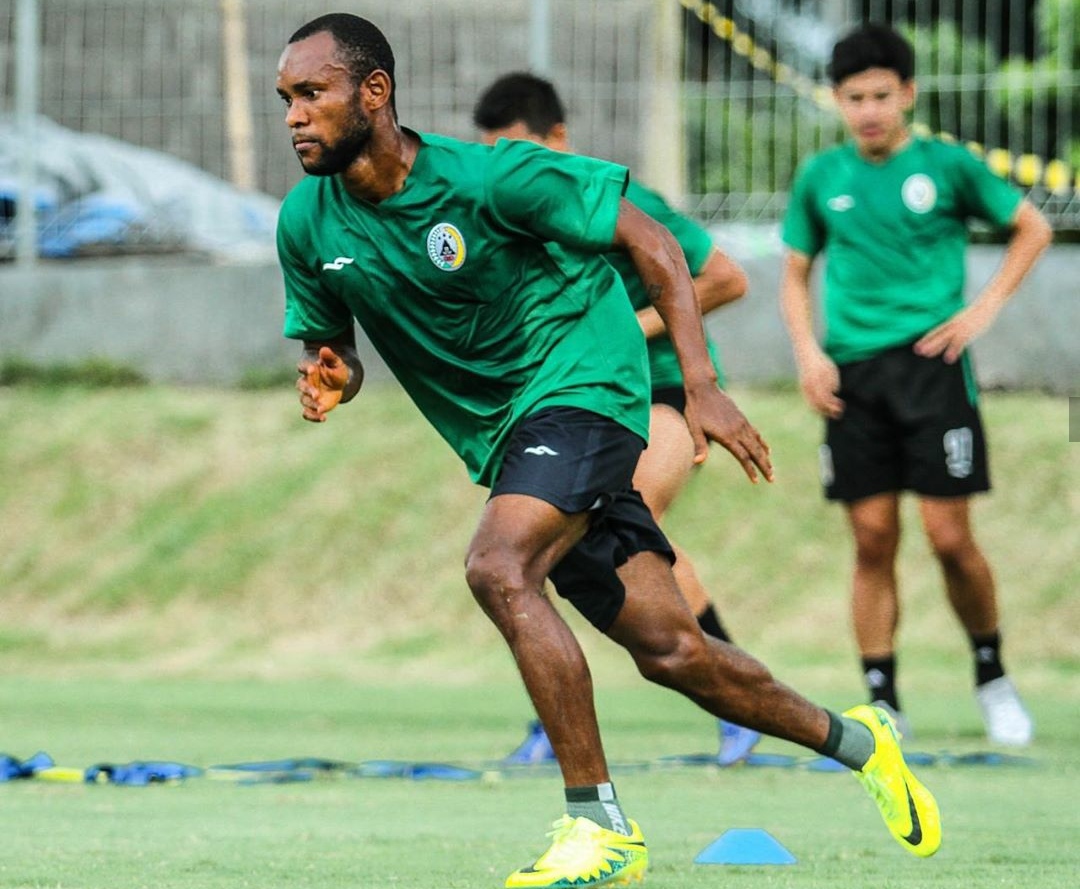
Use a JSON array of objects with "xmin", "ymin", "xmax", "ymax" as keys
[
  {"xmin": 295, "ymin": 329, "xmax": 364, "ymax": 423},
  {"xmin": 968, "ymin": 201, "xmax": 1052, "ymax": 318},
  {"xmin": 613, "ymin": 199, "xmax": 716, "ymax": 387},
  {"xmin": 615, "ymin": 199, "xmax": 773, "ymax": 482},
  {"xmin": 694, "ymin": 248, "xmax": 748, "ymax": 313},
  {"xmin": 915, "ymin": 201, "xmax": 1053, "ymax": 362},
  {"xmin": 636, "ymin": 248, "xmax": 747, "ymax": 340}
]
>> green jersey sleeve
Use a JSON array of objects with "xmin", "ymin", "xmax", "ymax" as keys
[
  {"xmin": 486, "ymin": 139, "xmax": 628, "ymax": 250},
  {"xmin": 624, "ymin": 180, "xmax": 714, "ymax": 274},
  {"xmin": 782, "ymin": 156, "xmax": 826, "ymax": 257},
  {"xmin": 951, "ymin": 145, "xmax": 1023, "ymax": 229},
  {"xmin": 278, "ymin": 191, "xmax": 353, "ymax": 341}
]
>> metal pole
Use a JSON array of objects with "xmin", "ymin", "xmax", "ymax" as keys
[
  {"xmin": 15, "ymin": 0, "xmax": 40, "ymax": 266},
  {"xmin": 529, "ymin": 0, "xmax": 551, "ymax": 75},
  {"xmin": 821, "ymin": 0, "xmax": 851, "ymax": 33},
  {"xmin": 642, "ymin": 0, "xmax": 685, "ymax": 202},
  {"xmin": 221, "ymin": 0, "xmax": 257, "ymax": 191}
]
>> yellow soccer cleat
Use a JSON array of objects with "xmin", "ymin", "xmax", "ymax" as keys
[
  {"xmin": 845, "ymin": 704, "xmax": 942, "ymax": 858},
  {"xmin": 506, "ymin": 815, "xmax": 648, "ymax": 888}
]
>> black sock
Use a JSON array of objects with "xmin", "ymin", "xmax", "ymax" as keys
[
  {"xmin": 861, "ymin": 654, "xmax": 900, "ymax": 712},
  {"xmin": 970, "ymin": 631, "xmax": 1005, "ymax": 686},
  {"xmin": 696, "ymin": 603, "xmax": 732, "ymax": 644}
]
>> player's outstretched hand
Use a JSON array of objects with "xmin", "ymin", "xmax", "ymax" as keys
[
  {"xmin": 296, "ymin": 346, "xmax": 350, "ymax": 422},
  {"xmin": 684, "ymin": 384, "xmax": 773, "ymax": 484}
]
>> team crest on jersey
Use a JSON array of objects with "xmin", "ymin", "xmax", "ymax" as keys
[
  {"xmin": 901, "ymin": 174, "xmax": 937, "ymax": 214},
  {"xmin": 426, "ymin": 222, "xmax": 466, "ymax": 271}
]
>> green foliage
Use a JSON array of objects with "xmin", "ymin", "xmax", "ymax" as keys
[
  {"xmin": 908, "ymin": 20, "xmax": 997, "ymax": 140},
  {"xmin": 687, "ymin": 95, "xmax": 844, "ymax": 195},
  {"xmin": 990, "ymin": 0, "xmax": 1080, "ymax": 166},
  {"xmin": 0, "ymin": 355, "xmax": 148, "ymax": 388}
]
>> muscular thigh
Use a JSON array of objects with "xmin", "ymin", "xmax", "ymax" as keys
[
  {"xmin": 468, "ymin": 493, "xmax": 591, "ymax": 590},
  {"xmin": 486, "ymin": 406, "xmax": 672, "ymax": 631},
  {"xmin": 605, "ymin": 549, "xmax": 700, "ymax": 655},
  {"xmin": 634, "ymin": 403, "xmax": 696, "ymax": 519}
]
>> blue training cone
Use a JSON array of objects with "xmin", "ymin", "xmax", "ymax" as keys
[{"xmin": 694, "ymin": 828, "xmax": 797, "ymax": 865}]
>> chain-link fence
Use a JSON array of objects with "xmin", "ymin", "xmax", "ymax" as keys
[
  {"xmin": 2, "ymin": 0, "xmax": 1077, "ymax": 261},
  {"xmin": 681, "ymin": 0, "xmax": 1079, "ymax": 226}
]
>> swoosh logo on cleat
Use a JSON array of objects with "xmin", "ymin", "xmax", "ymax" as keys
[{"xmin": 901, "ymin": 779, "xmax": 923, "ymax": 846}]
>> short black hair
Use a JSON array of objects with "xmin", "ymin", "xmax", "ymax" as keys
[
  {"xmin": 827, "ymin": 23, "xmax": 914, "ymax": 85},
  {"xmin": 289, "ymin": 13, "xmax": 396, "ymax": 105},
  {"xmin": 473, "ymin": 72, "xmax": 565, "ymax": 136}
]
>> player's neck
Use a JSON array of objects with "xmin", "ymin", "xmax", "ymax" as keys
[
  {"xmin": 856, "ymin": 129, "xmax": 911, "ymax": 164},
  {"xmin": 340, "ymin": 126, "xmax": 419, "ymax": 204}
]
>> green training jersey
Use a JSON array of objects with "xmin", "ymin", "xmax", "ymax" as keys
[
  {"xmin": 782, "ymin": 135, "xmax": 1023, "ymax": 364},
  {"xmin": 604, "ymin": 180, "xmax": 726, "ymax": 389},
  {"xmin": 278, "ymin": 130, "xmax": 649, "ymax": 487}
]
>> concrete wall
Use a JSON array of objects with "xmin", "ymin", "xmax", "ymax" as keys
[
  {"xmin": 705, "ymin": 241, "xmax": 1079, "ymax": 394},
  {"xmin": 1, "ymin": 243, "xmax": 1077, "ymax": 393}
]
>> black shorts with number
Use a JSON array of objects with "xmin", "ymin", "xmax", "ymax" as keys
[
  {"xmin": 822, "ymin": 344, "xmax": 991, "ymax": 502},
  {"xmin": 491, "ymin": 407, "xmax": 674, "ymax": 631}
]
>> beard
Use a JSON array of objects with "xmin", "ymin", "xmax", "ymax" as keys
[{"xmin": 298, "ymin": 105, "xmax": 373, "ymax": 176}]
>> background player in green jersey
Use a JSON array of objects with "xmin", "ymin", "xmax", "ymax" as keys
[
  {"xmin": 276, "ymin": 14, "xmax": 942, "ymax": 885},
  {"xmin": 473, "ymin": 71, "xmax": 761, "ymax": 768},
  {"xmin": 780, "ymin": 23, "xmax": 1052, "ymax": 746}
]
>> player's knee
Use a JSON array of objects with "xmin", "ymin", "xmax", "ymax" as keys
[
  {"xmin": 464, "ymin": 549, "xmax": 517, "ymax": 599},
  {"xmin": 464, "ymin": 549, "xmax": 530, "ymax": 622},
  {"xmin": 633, "ymin": 629, "xmax": 711, "ymax": 689},
  {"xmin": 853, "ymin": 523, "xmax": 899, "ymax": 566},
  {"xmin": 926, "ymin": 526, "xmax": 977, "ymax": 567}
]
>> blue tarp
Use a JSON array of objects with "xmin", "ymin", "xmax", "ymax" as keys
[{"xmin": 0, "ymin": 114, "xmax": 280, "ymax": 261}]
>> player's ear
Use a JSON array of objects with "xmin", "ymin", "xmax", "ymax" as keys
[
  {"xmin": 900, "ymin": 79, "xmax": 916, "ymax": 112},
  {"xmin": 361, "ymin": 69, "xmax": 394, "ymax": 113}
]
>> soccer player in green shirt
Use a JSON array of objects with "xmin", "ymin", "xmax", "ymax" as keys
[
  {"xmin": 277, "ymin": 14, "xmax": 942, "ymax": 886},
  {"xmin": 780, "ymin": 23, "xmax": 1051, "ymax": 747},
  {"xmin": 472, "ymin": 71, "xmax": 761, "ymax": 768}
]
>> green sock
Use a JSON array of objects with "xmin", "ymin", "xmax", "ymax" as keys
[
  {"xmin": 817, "ymin": 710, "xmax": 876, "ymax": 770},
  {"xmin": 565, "ymin": 782, "xmax": 632, "ymax": 836}
]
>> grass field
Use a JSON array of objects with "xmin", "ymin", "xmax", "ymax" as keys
[
  {"xmin": 2, "ymin": 679, "xmax": 1078, "ymax": 889},
  {"xmin": 1, "ymin": 383, "xmax": 1078, "ymax": 887}
]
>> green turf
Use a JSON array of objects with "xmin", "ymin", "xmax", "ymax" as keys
[
  {"xmin": 2, "ymin": 679, "xmax": 1078, "ymax": 889},
  {"xmin": 0, "ymin": 384, "xmax": 1077, "ymax": 886}
]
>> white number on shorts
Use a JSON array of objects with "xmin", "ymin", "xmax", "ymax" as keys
[{"xmin": 943, "ymin": 427, "xmax": 974, "ymax": 478}]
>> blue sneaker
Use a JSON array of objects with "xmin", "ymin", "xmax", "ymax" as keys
[
  {"xmin": 505, "ymin": 720, "xmax": 556, "ymax": 765},
  {"xmin": 717, "ymin": 719, "xmax": 761, "ymax": 766}
]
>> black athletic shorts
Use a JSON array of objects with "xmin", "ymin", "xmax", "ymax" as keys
[
  {"xmin": 822, "ymin": 344, "xmax": 991, "ymax": 502},
  {"xmin": 491, "ymin": 407, "xmax": 674, "ymax": 631},
  {"xmin": 651, "ymin": 386, "xmax": 686, "ymax": 413}
]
